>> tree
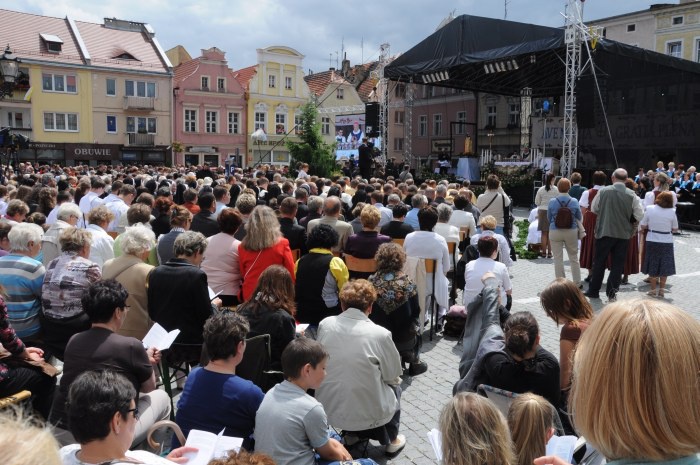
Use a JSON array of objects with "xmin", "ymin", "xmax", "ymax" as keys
[{"xmin": 287, "ymin": 102, "xmax": 337, "ymax": 178}]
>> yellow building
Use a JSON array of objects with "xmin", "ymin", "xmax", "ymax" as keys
[
  {"xmin": 234, "ymin": 46, "xmax": 310, "ymax": 167},
  {"xmin": 0, "ymin": 9, "xmax": 172, "ymax": 166}
]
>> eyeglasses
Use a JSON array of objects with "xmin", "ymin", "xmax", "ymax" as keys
[
  {"xmin": 120, "ymin": 305, "xmax": 131, "ymax": 312},
  {"xmin": 125, "ymin": 407, "xmax": 139, "ymax": 420}
]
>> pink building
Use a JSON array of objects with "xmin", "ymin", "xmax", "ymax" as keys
[{"xmin": 172, "ymin": 47, "xmax": 247, "ymax": 167}]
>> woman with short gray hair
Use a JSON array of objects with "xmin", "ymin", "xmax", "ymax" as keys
[
  {"xmin": 102, "ymin": 225, "xmax": 156, "ymax": 340},
  {"xmin": 148, "ymin": 230, "xmax": 222, "ymax": 365},
  {"xmin": 41, "ymin": 227, "xmax": 101, "ymax": 360}
]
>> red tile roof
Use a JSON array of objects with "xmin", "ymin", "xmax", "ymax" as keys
[
  {"xmin": 304, "ymin": 70, "xmax": 333, "ymax": 97},
  {"xmin": 232, "ymin": 65, "xmax": 257, "ymax": 89},
  {"xmin": 0, "ymin": 9, "xmax": 84, "ymax": 65},
  {"xmin": 76, "ymin": 20, "xmax": 168, "ymax": 72},
  {"xmin": 174, "ymin": 58, "xmax": 201, "ymax": 86}
]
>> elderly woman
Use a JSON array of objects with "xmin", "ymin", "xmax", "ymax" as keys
[
  {"xmin": 434, "ymin": 203, "xmax": 460, "ymax": 268},
  {"xmin": 238, "ymin": 206, "xmax": 295, "ymax": 301},
  {"xmin": 51, "ymin": 281, "xmax": 171, "ymax": 447},
  {"xmin": 0, "ymin": 223, "xmax": 45, "ymax": 343},
  {"xmin": 41, "ymin": 228, "xmax": 102, "ymax": 360},
  {"xmin": 368, "ymin": 242, "xmax": 427, "ymax": 376},
  {"xmin": 201, "ymin": 208, "xmax": 243, "ymax": 307},
  {"xmin": 148, "ymin": 231, "xmax": 221, "ymax": 365},
  {"xmin": 60, "ymin": 370, "xmax": 193, "ymax": 464},
  {"xmin": 85, "ymin": 206, "xmax": 115, "ymax": 269},
  {"xmin": 344, "ymin": 204, "xmax": 391, "ymax": 262},
  {"xmin": 470, "ymin": 215, "xmax": 513, "ymax": 268},
  {"xmin": 294, "ymin": 225, "xmax": 349, "ymax": 338},
  {"xmin": 316, "ymin": 280, "xmax": 406, "ymax": 456},
  {"xmin": 640, "ymin": 191, "xmax": 678, "ymax": 298},
  {"xmin": 476, "ymin": 174, "xmax": 511, "ymax": 234},
  {"xmin": 449, "ymin": 194, "xmax": 477, "ymax": 239},
  {"xmin": 102, "ymin": 225, "xmax": 156, "ymax": 340},
  {"xmin": 349, "ymin": 202, "xmax": 366, "ymax": 233},
  {"xmin": 537, "ymin": 299, "xmax": 700, "ymax": 465},
  {"xmin": 41, "ymin": 202, "xmax": 81, "ymax": 266},
  {"xmin": 156, "ymin": 204, "xmax": 192, "ymax": 265}
]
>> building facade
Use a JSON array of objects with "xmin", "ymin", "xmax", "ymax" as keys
[
  {"xmin": 171, "ymin": 47, "xmax": 247, "ymax": 167},
  {"xmin": 0, "ymin": 9, "xmax": 172, "ymax": 166},
  {"xmin": 234, "ymin": 46, "xmax": 310, "ymax": 168}
]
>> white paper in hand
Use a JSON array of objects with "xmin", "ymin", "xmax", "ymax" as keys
[
  {"xmin": 427, "ymin": 428, "xmax": 443, "ymax": 461},
  {"xmin": 546, "ymin": 435, "xmax": 578, "ymax": 463},
  {"xmin": 142, "ymin": 323, "xmax": 180, "ymax": 351},
  {"xmin": 184, "ymin": 428, "xmax": 243, "ymax": 465}
]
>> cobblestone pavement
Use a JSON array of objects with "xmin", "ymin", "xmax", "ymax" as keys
[{"xmin": 360, "ymin": 207, "xmax": 700, "ymax": 465}]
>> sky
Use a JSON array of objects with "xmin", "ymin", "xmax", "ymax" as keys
[{"xmin": 4, "ymin": 0, "xmax": 660, "ymax": 73}]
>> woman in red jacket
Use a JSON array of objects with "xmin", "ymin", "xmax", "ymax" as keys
[{"xmin": 238, "ymin": 206, "xmax": 295, "ymax": 301}]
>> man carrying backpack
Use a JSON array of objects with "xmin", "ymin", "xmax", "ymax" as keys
[{"xmin": 547, "ymin": 178, "xmax": 583, "ymax": 286}]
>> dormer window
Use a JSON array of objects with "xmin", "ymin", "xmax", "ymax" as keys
[
  {"xmin": 40, "ymin": 33, "xmax": 63, "ymax": 53},
  {"xmin": 114, "ymin": 52, "xmax": 137, "ymax": 60}
]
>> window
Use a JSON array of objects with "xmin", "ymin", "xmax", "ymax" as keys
[
  {"xmin": 106, "ymin": 78, "xmax": 116, "ymax": 96},
  {"xmin": 667, "ymin": 41, "xmax": 682, "ymax": 58},
  {"xmin": 487, "ymin": 105, "xmax": 497, "ymax": 127},
  {"xmin": 126, "ymin": 117, "xmax": 156, "ymax": 133},
  {"xmin": 456, "ymin": 111, "xmax": 467, "ymax": 135},
  {"xmin": 185, "ymin": 109, "xmax": 197, "ymax": 132},
  {"xmin": 509, "ymin": 103, "xmax": 521, "ymax": 126},
  {"xmin": 201, "ymin": 76, "xmax": 209, "ymax": 90},
  {"xmin": 430, "ymin": 87, "xmax": 436, "ymax": 97},
  {"xmin": 673, "ymin": 16, "xmax": 683, "ymax": 25},
  {"xmin": 125, "ymin": 80, "xmax": 156, "ymax": 97},
  {"xmin": 394, "ymin": 111, "xmax": 405, "ymax": 124},
  {"xmin": 275, "ymin": 113, "xmax": 286, "ymax": 134},
  {"xmin": 44, "ymin": 112, "xmax": 78, "ymax": 131},
  {"xmin": 268, "ymin": 75, "xmax": 276, "ymax": 88},
  {"xmin": 228, "ymin": 112, "xmax": 240, "ymax": 134},
  {"xmin": 393, "ymin": 138, "xmax": 404, "ymax": 151},
  {"xmin": 295, "ymin": 115, "xmax": 304, "ymax": 135},
  {"xmin": 106, "ymin": 115, "xmax": 117, "ymax": 133},
  {"xmin": 321, "ymin": 117, "xmax": 330, "ymax": 135},
  {"xmin": 337, "ymin": 88, "xmax": 344, "ymax": 99},
  {"xmin": 696, "ymin": 39, "xmax": 700, "ymax": 62},
  {"xmin": 42, "ymin": 73, "xmax": 76, "ymax": 93},
  {"xmin": 394, "ymin": 83, "xmax": 406, "ymax": 98},
  {"xmin": 285, "ymin": 76, "xmax": 293, "ymax": 90},
  {"xmin": 627, "ymin": 24, "xmax": 636, "ymax": 32},
  {"xmin": 254, "ymin": 112, "xmax": 266, "ymax": 131},
  {"xmin": 419, "ymin": 115, "xmax": 428, "ymax": 136},
  {"xmin": 206, "ymin": 111, "xmax": 218, "ymax": 133},
  {"xmin": 217, "ymin": 78, "xmax": 225, "ymax": 92},
  {"xmin": 433, "ymin": 114, "xmax": 442, "ymax": 136}
]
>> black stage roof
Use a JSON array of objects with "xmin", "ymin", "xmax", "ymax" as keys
[{"xmin": 384, "ymin": 14, "xmax": 700, "ymax": 97}]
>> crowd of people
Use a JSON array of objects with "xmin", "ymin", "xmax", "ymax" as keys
[{"xmin": 0, "ymin": 159, "xmax": 697, "ymax": 465}]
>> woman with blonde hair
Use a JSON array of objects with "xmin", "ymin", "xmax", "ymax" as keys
[
  {"xmin": 440, "ymin": 392, "xmax": 515, "ymax": 465},
  {"xmin": 508, "ymin": 393, "xmax": 556, "ymax": 465},
  {"xmin": 238, "ymin": 206, "xmax": 295, "ymax": 301},
  {"xmin": 0, "ymin": 408, "xmax": 61, "ymax": 465},
  {"xmin": 538, "ymin": 298, "xmax": 700, "ymax": 465}
]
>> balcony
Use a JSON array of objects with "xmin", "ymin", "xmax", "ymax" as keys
[
  {"xmin": 123, "ymin": 96, "xmax": 155, "ymax": 110},
  {"xmin": 126, "ymin": 133, "xmax": 155, "ymax": 146},
  {"xmin": 5, "ymin": 127, "xmax": 32, "ymax": 139}
]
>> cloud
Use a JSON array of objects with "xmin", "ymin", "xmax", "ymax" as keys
[{"xmin": 4, "ymin": 0, "xmax": 655, "ymax": 73}]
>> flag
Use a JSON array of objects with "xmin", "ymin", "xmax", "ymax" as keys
[{"xmin": 23, "ymin": 86, "xmax": 33, "ymax": 101}]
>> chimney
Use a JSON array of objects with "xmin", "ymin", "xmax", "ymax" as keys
[{"xmin": 341, "ymin": 52, "xmax": 351, "ymax": 77}]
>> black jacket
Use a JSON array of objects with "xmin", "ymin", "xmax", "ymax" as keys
[
  {"xmin": 279, "ymin": 217, "xmax": 308, "ymax": 255},
  {"xmin": 190, "ymin": 210, "xmax": 220, "ymax": 238}
]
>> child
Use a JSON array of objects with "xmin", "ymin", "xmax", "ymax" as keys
[{"xmin": 254, "ymin": 338, "xmax": 376, "ymax": 465}]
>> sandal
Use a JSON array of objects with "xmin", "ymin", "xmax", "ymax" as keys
[
  {"xmin": 646, "ymin": 290, "xmax": 657, "ymax": 297},
  {"xmin": 539, "ymin": 252, "xmax": 546, "ymax": 258},
  {"xmin": 658, "ymin": 290, "xmax": 665, "ymax": 298},
  {"xmin": 546, "ymin": 253, "xmax": 552, "ymax": 258}
]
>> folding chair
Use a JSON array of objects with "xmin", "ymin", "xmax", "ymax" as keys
[
  {"xmin": 107, "ymin": 231, "xmax": 119, "ymax": 239},
  {"xmin": 446, "ymin": 242, "xmax": 458, "ymax": 305},
  {"xmin": 0, "ymin": 390, "xmax": 31, "ymax": 409},
  {"xmin": 391, "ymin": 238, "xmax": 404, "ymax": 246},
  {"xmin": 424, "ymin": 259, "xmax": 439, "ymax": 341},
  {"xmin": 237, "ymin": 334, "xmax": 282, "ymax": 392},
  {"xmin": 291, "ymin": 248, "xmax": 301, "ymax": 261},
  {"xmin": 158, "ymin": 343, "xmax": 203, "ymax": 419},
  {"xmin": 344, "ymin": 254, "xmax": 378, "ymax": 279}
]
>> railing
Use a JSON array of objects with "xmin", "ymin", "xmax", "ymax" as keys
[
  {"xmin": 6, "ymin": 127, "xmax": 32, "ymax": 138},
  {"xmin": 123, "ymin": 96, "xmax": 155, "ymax": 110},
  {"xmin": 126, "ymin": 133, "xmax": 155, "ymax": 146}
]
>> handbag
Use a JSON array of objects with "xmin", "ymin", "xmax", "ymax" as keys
[{"xmin": 501, "ymin": 194, "xmax": 514, "ymax": 237}]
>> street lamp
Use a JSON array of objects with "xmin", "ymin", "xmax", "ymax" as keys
[{"xmin": 0, "ymin": 45, "xmax": 21, "ymax": 100}]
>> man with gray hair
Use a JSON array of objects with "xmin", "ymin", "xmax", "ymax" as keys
[
  {"xmin": 42, "ymin": 203, "xmax": 81, "ymax": 265},
  {"xmin": 307, "ymin": 196, "xmax": 353, "ymax": 253},
  {"xmin": 300, "ymin": 196, "xmax": 323, "ymax": 230},
  {"xmin": 404, "ymin": 194, "xmax": 426, "ymax": 230},
  {"xmin": 233, "ymin": 193, "xmax": 257, "ymax": 241},
  {"xmin": 585, "ymin": 168, "xmax": 644, "ymax": 302},
  {"xmin": 432, "ymin": 185, "xmax": 448, "ymax": 206}
]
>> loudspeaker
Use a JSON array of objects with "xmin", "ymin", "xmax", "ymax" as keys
[{"xmin": 365, "ymin": 103, "xmax": 379, "ymax": 137}]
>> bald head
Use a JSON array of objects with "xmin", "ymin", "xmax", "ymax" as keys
[
  {"xmin": 323, "ymin": 196, "xmax": 341, "ymax": 217},
  {"xmin": 613, "ymin": 168, "xmax": 628, "ymax": 182}
]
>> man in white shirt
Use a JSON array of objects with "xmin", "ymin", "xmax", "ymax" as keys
[
  {"xmin": 78, "ymin": 177, "xmax": 106, "ymax": 228},
  {"xmin": 463, "ymin": 236, "xmax": 512, "ymax": 307},
  {"xmin": 105, "ymin": 185, "xmax": 136, "ymax": 233},
  {"xmin": 370, "ymin": 191, "xmax": 393, "ymax": 228}
]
